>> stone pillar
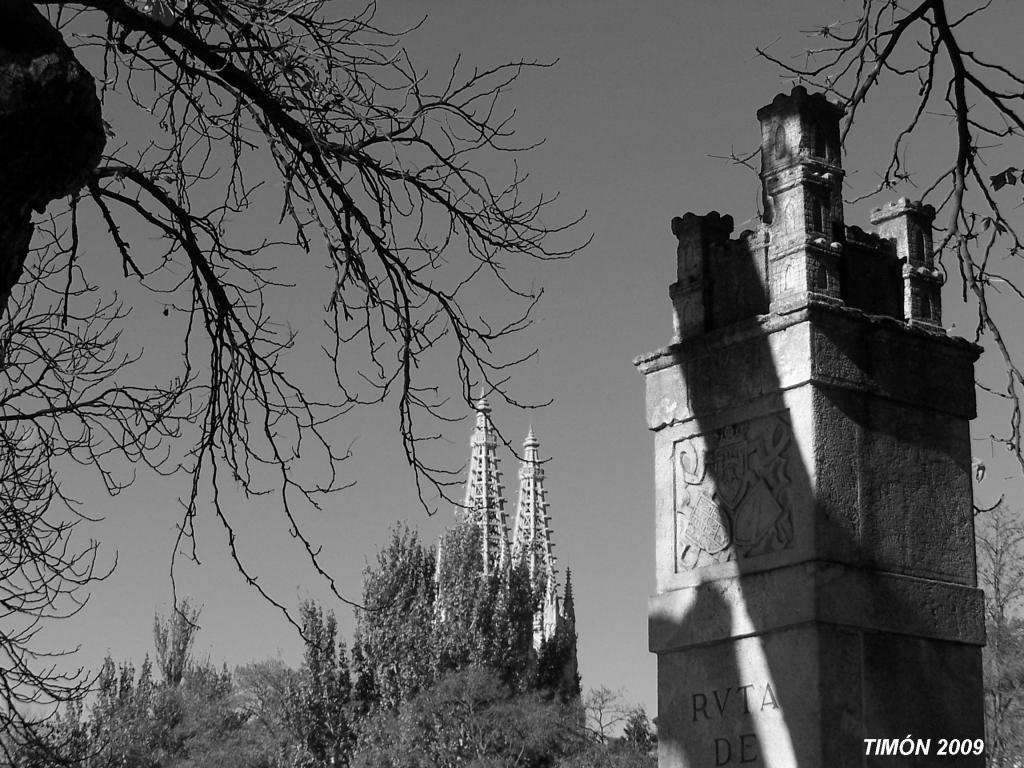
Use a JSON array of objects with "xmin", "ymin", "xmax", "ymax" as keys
[{"xmin": 637, "ymin": 87, "xmax": 985, "ymax": 768}]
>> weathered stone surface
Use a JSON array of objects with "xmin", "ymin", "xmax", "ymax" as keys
[
  {"xmin": 657, "ymin": 627, "xmax": 983, "ymax": 768},
  {"xmin": 658, "ymin": 635, "xmax": 802, "ymax": 768},
  {"xmin": 649, "ymin": 563, "xmax": 985, "ymax": 652},
  {"xmin": 0, "ymin": 0, "xmax": 105, "ymax": 312},
  {"xmin": 638, "ymin": 87, "xmax": 984, "ymax": 768},
  {"xmin": 637, "ymin": 305, "xmax": 978, "ymax": 431}
]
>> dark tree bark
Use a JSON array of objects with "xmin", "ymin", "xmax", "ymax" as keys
[{"xmin": 0, "ymin": 0, "xmax": 104, "ymax": 312}]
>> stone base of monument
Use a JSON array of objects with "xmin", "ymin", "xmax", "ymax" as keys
[{"xmin": 650, "ymin": 566, "xmax": 985, "ymax": 767}]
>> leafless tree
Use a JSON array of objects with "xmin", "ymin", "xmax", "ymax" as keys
[
  {"xmin": 759, "ymin": 0, "xmax": 1024, "ymax": 470},
  {"xmin": 977, "ymin": 503, "xmax": 1024, "ymax": 765},
  {"xmin": 0, "ymin": 0, "xmax": 583, "ymax": 754},
  {"xmin": 583, "ymin": 686, "xmax": 630, "ymax": 744}
]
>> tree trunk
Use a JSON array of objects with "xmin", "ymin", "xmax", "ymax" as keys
[{"xmin": 0, "ymin": 0, "xmax": 105, "ymax": 313}]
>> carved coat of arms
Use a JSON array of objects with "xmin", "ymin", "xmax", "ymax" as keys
[{"xmin": 675, "ymin": 415, "xmax": 794, "ymax": 570}]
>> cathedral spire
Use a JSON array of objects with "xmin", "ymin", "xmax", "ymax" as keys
[
  {"xmin": 512, "ymin": 427, "xmax": 560, "ymax": 648},
  {"xmin": 460, "ymin": 391, "xmax": 508, "ymax": 576},
  {"xmin": 513, "ymin": 427, "xmax": 556, "ymax": 585}
]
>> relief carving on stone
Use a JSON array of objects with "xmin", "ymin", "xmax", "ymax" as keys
[{"xmin": 674, "ymin": 414, "xmax": 794, "ymax": 570}]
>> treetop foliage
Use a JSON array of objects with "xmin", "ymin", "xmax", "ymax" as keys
[
  {"xmin": 353, "ymin": 521, "xmax": 575, "ymax": 709},
  {"xmin": 5, "ymin": 522, "xmax": 634, "ymax": 767}
]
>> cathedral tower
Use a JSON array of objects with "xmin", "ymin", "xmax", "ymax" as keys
[
  {"xmin": 512, "ymin": 428, "xmax": 560, "ymax": 648},
  {"xmin": 438, "ymin": 402, "xmax": 579, "ymax": 698},
  {"xmin": 460, "ymin": 394, "xmax": 509, "ymax": 576}
]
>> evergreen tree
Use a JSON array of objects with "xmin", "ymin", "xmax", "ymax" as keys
[
  {"xmin": 535, "ymin": 622, "xmax": 580, "ymax": 703},
  {"xmin": 150, "ymin": 659, "xmax": 264, "ymax": 766},
  {"xmin": 48, "ymin": 699, "xmax": 91, "ymax": 766},
  {"xmin": 355, "ymin": 518, "xmax": 578, "ymax": 713},
  {"xmin": 488, "ymin": 554, "xmax": 536, "ymax": 689},
  {"xmin": 622, "ymin": 707, "xmax": 656, "ymax": 753}
]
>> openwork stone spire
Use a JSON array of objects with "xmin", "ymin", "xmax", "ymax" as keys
[
  {"xmin": 512, "ymin": 428, "xmax": 563, "ymax": 648},
  {"xmin": 512, "ymin": 428, "xmax": 556, "ymax": 586},
  {"xmin": 461, "ymin": 393, "xmax": 508, "ymax": 576},
  {"xmin": 444, "ymin": 405, "xmax": 577, "ymax": 686}
]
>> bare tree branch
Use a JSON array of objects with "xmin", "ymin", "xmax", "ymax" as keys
[{"xmin": 1, "ymin": 0, "xmax": 585, "ymax": 753}]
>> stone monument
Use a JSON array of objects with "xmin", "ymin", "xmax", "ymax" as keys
[{"xmin": 636, "ymin": 87, "xmax": 985, "ymax": 767}]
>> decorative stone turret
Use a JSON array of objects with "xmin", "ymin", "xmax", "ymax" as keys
[
  {"xmin": 758, "ymin": 86, "xmax": 846, "ymax": 310},
  {"xmin": 638, "ymin": 87, "xmax": 983, "ymax": 768},
  {"xmin": 667, "ymin": 88, "xmax": 945, "ymax": 339},
  {"xmin": 461, "ymin": 394, "xmax": 509, "ymax": 576},
  {"xmin": 870, "ymin": 198, "xmax": 943, "ymax": 327}
]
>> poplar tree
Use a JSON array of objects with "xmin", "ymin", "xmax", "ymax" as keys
[
  {"xmin": 352, "ymin": 526, "xmax": 436, "ymax": 711},
  {"xmin": 432, "ymin": 519, "xmax": 533, "ymax": 682},
  {"xmin": 286, "ymin": 601, "xmax": 355, "ymax": 768}
]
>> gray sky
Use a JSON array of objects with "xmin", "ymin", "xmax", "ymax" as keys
[{"xmin": 46, "ymin": 0, "xmax": 1024, "ymax": 718}]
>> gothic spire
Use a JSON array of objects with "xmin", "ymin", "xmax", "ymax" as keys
[
  {"xmin": 562, "ymin": 568, "xmax": 575, "ymax": 625},
  {"xmin": 512, "ymin": 427, "xmax": 556, "ymax": 586},
  {"xmin": 460, "ymin": 391, "xmax": 509, "ymax": 576},
  {"xmin": 512, "ymin": 427, "xmax": 561, "ymax": 647}
]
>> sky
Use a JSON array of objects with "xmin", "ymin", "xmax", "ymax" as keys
[{"xmin": 35, "ymin": 0, "xmax": 1024, "ymax": 721}]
